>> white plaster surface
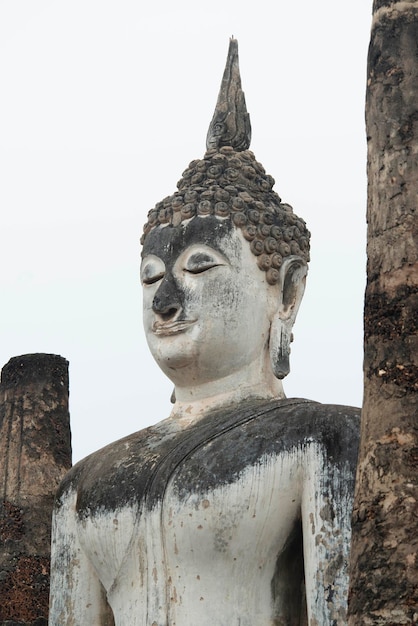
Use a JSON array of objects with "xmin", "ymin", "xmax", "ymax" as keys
[
  {"xmin": 50, "ymin": 436, "xmax": 354, "ymax": 625},
  {"xmin": 50, "ymin": 223, "xmax": 357, "ymax": 624},
  {"xmin": 141, "ymin": 226, "xmax": 299, "ymax": 418}
]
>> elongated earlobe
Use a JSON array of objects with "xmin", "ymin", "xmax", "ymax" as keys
[
  {"xmin": 269, "ymin": 258, "xmax": 307, "ymax": 379},
  {"xmin": 270, "ymin": 318, "xmax": 292, "ymax": 379}
]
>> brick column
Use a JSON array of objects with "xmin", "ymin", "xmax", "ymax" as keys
[{"xmin": 0, "ymin": 354, "xmax": 71, "ymax": 626}]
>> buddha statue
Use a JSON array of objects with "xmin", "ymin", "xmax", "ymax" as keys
[{"xmin": 49, "ymin": 39, "xmax": 359, "ymax": 626}]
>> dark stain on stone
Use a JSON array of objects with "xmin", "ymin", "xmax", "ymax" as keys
[
  {"xmin": 0, "ymin": 501, "xmax": 24, "ymax": 542},
  {"xmin": 364, "ymin": 285, "xmax": 418, "ymax": 342},
  {"xmin": 63, "ymin": 398, "xmax": 359, "ymax": 518}
]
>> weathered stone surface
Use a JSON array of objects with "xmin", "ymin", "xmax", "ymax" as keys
[
  {"xmin": 206, "ymin": 37, "xmax": 251, "ymax": 152},
  {"xmin": 50, "ymin": 40, "xmax": 359, "ymax": 625},
  {"xmin": 348, "ymin": 2, "xmax": 418, "ymax": 624},
  {"xmin": 0, "ymin": 354, "xmax": 71, "ymax": 625},
  {"xmin": 51, "ymin": 400, "xmax": 359, "ymax": 625}
]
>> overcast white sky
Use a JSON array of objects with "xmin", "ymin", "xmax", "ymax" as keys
[{"xmin": 0, "ymin": 0, "xmax": 371, "ymax": 462}]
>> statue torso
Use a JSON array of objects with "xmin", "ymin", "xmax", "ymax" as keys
[{"xmin": 58, "ymin": 399, "xmax": 359, "ymax": 626}]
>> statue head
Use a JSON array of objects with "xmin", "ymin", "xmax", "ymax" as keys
[{"xmin": 140, "ymin": 39, "xmax": 310, "ymax": 406}]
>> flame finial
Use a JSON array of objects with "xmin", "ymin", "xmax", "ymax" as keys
[{"xmin": 206, "ymin": 38, "xmax": 251, "ymax": 152}]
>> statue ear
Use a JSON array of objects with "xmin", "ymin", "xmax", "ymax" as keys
[{"xmin": 269, "ymin": 257, "xmax": 307, "ymax": 379}]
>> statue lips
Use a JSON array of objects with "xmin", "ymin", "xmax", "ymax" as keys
[{"xmin": 152, "ymin": 319, "xmax": 197, "ymax": 336}]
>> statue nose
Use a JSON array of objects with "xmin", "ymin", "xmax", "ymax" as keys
[{"xmin": 152, "ymin": 274, "xmax": 182, "ymax": 320}]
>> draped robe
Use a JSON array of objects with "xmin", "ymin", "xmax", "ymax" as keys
[{"xmin": 50, "ymin": 398, "xmax": 359, "ymax": 625}]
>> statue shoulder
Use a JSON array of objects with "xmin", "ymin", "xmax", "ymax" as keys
[
  {"xmin": 54, "ymin": 423, "xmax": 157, "ymax": 506},
  {"xmin": 286, "ymin": 399, "xmax": 360, "ymax": 466},
  {"xmin": 252, "ymin": 398, "xmax": 360, "ymax": 468},
  {"xmin": 305, "ymin": 401, "xmax": 360, "ymax": 445},
  {"xmin": 246, "ymin": 397, "xmax": 359, "ymax": 437}
]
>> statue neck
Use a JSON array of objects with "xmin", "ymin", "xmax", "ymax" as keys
[{"xmin": 169, "ymin": 359, "xmax": 285, "ymax": 426}]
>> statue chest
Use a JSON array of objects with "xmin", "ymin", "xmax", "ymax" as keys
[{"xmin": 76, "ymin": 414, "xmax": 307, "ymax": 625}]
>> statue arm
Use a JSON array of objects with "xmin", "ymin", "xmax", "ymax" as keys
[
  {"xmin": 49, "ymin": 486, "xmax": 114, "ymax": 626},
  {"xmin": 301, "ymin": 443, "xmax": 355, "ymax": 624}
]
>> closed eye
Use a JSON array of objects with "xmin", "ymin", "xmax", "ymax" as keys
[
  {"xmin": 142, "ymin": 271, "xmax": 165, "ymax": 285},
  {"xmin": 140, "ymin": 255, "xmax": 166, "ymax": 286},
  {"xmin": 185, "ymin": 263, "xmax": 220, "ymax": 275},
  {"xmin": 184, "ymin": 251, "xmax": 225, "ymax": 275}
]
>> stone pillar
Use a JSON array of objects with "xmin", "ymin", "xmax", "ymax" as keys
[
  {"xmin": 348, "ymin": 2, "xmax": 418, "ymax": 623},
  {"xmin": 0, "ymin": 354, "xmax": 71, "ymax": 626}
]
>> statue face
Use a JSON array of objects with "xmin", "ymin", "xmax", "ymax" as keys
[{"xmin": 141, "ymin": 216, "xmax": 278, "ymax": 387}]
